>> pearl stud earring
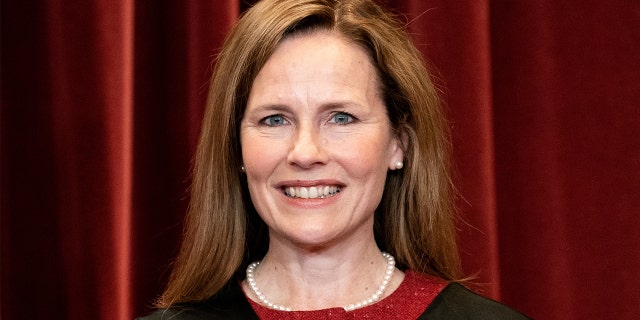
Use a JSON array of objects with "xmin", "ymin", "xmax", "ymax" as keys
[
  {"xmin": 395, "ymin": 161, "xmax": 404, "ymax": 169},
  {"xmin": 240, "ymin": 165, "xmax": 246, "ymax": 173}
]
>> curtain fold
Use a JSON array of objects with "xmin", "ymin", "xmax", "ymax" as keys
[
  {"xmin": 41, "ymin": 0, "xmax": 134, "ymax": 318},
  {"xmin": 490, "ymin": 1, "xmax": 640, "ymax": 317},
  {"xmin": 129, "ymin": 0, "xmax": 240, "ymax": 316},
  {"xmin": 396, "ymin": 0, "xmax": 503, "ymax": 299},
  {"xmin": 2, "ymin": 0, "xmax": 639, "ymax": 319}
]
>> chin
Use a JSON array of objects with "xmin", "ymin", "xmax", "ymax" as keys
[{"xmin": 275, "ymin": 226, "xmax": 346, "ymax": 249}]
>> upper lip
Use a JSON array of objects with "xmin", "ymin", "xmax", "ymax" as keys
[{"xmin": 274, "ymin": 179, "xmax": 345, "ymax": 188}]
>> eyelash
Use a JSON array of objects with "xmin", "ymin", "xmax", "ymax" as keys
[
  {"xmin": 258, "ymin": 112, "xmax": 357, "ymax": 127},
  {"xmin": 328, "ymin": 112, "xmax": 356, "ymax": 125},
  {"xmin": 260, "ymin": 114, "xmax": 289, "ymax": 126}
]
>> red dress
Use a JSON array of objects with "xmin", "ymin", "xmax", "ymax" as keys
[{"xmin": 246, "ymin": 271, "xmax": 448, "ymax": 320}]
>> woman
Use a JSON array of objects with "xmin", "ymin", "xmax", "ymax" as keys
[{"xmin": 139, "ymin": 0, "xmax": 529, "ymax": 318}]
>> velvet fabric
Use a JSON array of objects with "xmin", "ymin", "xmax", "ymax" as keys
[
  {"xmin": 247, "ymin": 271, "xmax": 447, "ymax": 320},
  {"xmin": 135, "ymin": 272, "xmax": 530, "ymax": 320},
  {"xmin": 2, "ymin": 0, "xmax": 639, "ymax": 319}
]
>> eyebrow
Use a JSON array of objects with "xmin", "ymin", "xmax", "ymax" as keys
[
  {"xmin": 249, "ymin": 101, "xmax": 367, "ymax": 113},
  {"xmin": 248, "ymin": 104, "xmax": 290, "ymax": 113}
]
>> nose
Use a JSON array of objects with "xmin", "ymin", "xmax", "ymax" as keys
[{"xmin": 286, "ymin": 123, "xmax": 329, "ymax": 168}]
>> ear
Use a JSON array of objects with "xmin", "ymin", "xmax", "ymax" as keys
[{"xmin": 388, "ymin": 130, "xmax": 407, "ymax": 170}]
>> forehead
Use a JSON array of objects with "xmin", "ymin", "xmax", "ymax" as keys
[
  {"xmin": 271, "ymin": 31, "xmax": 371, "ymax": 65},
  {"xmin": 249, "ymin": 31, "xmax": 381, "ymax": 101}
]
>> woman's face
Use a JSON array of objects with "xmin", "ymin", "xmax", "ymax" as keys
[{"xmin": 240, "ymin": 31, "xmax": 403, "ymax": 248}]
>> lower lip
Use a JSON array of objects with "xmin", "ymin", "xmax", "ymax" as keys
[{"xmin": 279, "ymin": 190, "xmax": 342, "ymax": 208}]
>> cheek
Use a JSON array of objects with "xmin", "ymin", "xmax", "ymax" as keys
[
  {"xmin": 241, "ymin": 139, "xmax": 273, "ymax": 210},
  {"xmin": 334, "ymin": 136, "xmax": 392, "ymax": 179},
  {"xmin": 241, "ymin": 136, "xmax": 265, "ymax": 178},
  {"xmin": 241, "ymin": 134, "xmax": 286, "ymax": 184}
]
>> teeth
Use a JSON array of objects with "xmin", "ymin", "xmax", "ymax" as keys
[
  {"xmin": 308, "ymin": 187, "xmax": 318, "ymax": 198},
  {"xmin": 299, "ymin": 187, "xmax": 309, "ymax": 198},
  {"xmin": 283, "ymin": 186, "xmax": 341, "ymax": 199}
]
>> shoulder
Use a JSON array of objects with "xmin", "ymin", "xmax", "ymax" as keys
[
  {"xmin": 420, "ymin": 283, "xmax": 531, "ymax": 320},
  {"xmin": 135, "ymin": 281, "xmax": 259, "ymax": 320}
]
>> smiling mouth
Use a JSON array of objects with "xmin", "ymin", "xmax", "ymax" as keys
[{"xmin": 282, "ymin": 186, "xmax": 342, "ymax": 199}]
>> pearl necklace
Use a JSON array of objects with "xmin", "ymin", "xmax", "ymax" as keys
[{"xmin": 245, "ymin": 252, "xmax": 396, "ymax": 312}]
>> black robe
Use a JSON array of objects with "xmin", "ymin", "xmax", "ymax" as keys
[{"xmin": 137, "ymin": 281, "xmax": 530, "ymax": 320}]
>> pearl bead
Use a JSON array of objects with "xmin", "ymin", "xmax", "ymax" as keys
[
  {"xmin": 246, "ymin": 261, "xmax": 292, "ymax": 311},
  {"xmin": 245, "ymin": 252, "xmax": 396, "ymax": 312}
]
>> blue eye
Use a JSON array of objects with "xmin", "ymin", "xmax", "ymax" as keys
[
  {"xmin": 330, "ymin": 112, "xmax": 354, "ymax": 124},
  {"xmin": 262, "ymin": 115, "xmax": 288, "ymax": 126}
]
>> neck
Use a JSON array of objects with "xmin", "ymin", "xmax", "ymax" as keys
[{"xmin": 243, "ymin": 237, "xmax": 404, "ymax": 311}]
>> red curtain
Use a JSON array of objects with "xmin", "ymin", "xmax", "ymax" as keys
[{"xmin": 2, "ymin": 0, "xmax": 638, "ymax": 319}]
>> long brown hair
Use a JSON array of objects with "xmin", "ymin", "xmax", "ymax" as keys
[{"xmin": 158, "ymin": 0, "xmax": 461, "ymax": 307}]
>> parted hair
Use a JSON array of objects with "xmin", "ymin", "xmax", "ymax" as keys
[{"xmin": 158, "ymin": 0, "xmax": 461, "ymax": 307}]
